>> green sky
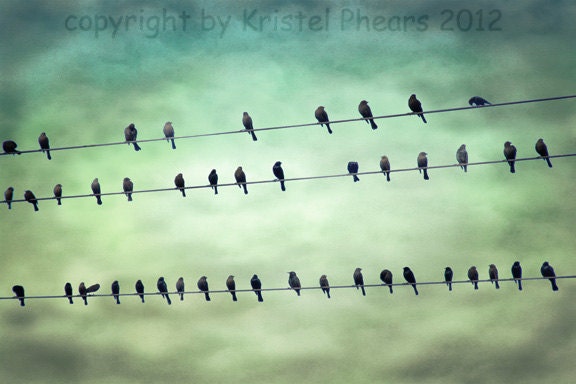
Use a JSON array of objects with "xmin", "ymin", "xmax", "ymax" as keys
[{"xmin": 1, "ymin": 1, "xmax": 575, "ymax": 383}]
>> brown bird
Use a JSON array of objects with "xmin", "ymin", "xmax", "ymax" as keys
[
  {"xmin": 123, "ymin": 177, "xmax": 133, "ymax": 201},
  {"xmin": 353, "ymin": 268, "xmax": 366, "ymax": 296},
  {"xmin": 3, "ymin": 140, "xmax": 21, "ymax": 155},
  {"xmin": 535, "ymin": 138, "xmax": 552, "ymax": 168},
  {"xmin": 176, "ymin": 277, "xmax": 185, "ymax": 301},
  {"xmin": 12, "ymin": 285, "xmax": 25, "ymax": 306},
  {"xmin": 53, "ymin": 184, "xmax": 62, "ymax": 205},
  {"xmin": 315, "ymin": 106, "xmax": 332, "ymax": 134},
  {"xmin": 288, "ymin": 271, "xmax": 301, "ymax": 296},
  {"xmin": 91, "ymin": 178, "xmax": 102, "ymax": 205},
  {"xmin": 197, "ymin": 276, "xmax": 210, "ymax": 301},
  {"xmin": 242, "ymin": 112, "xmax": 257, "ymax": 141},
  {"xmin": 488, "ymin": 264, "xmax": 500, "ymax": 289},
  {"xmin": 456, "ymin": 144, "xmax": 468, "ymax": 172},
  {"xmin": 226, "ymin": 275, "xmax": 237, "ymax": 301},
  {"xmin": 408, "ymin": 94, "xmax": 427, "ymax": 123},
  {"xmin": 124, "ymin": 123, "xmax": 141, "ymax": 151},
  {"xmin": 24, "ymin": 190, "xmax": 39, "ymax": 211},
  {"xmin": 358, "ymin": 100, "xmax": 378, "ymax": 129},
  {"xmin": 380, "ymin": 156, "xmax": 391, "ymax": 182},
  {"xmin": 111, "ymin": 280, "xmax": 120, "ymax": 304},
  {"xmin": 417, "ymin": 152, "xmax": 429, "ymax": 180},
  {"xmin": 380, "ymin": 269, "xmax": 393, "ymax": 294},
  {"xmin": 403, "ymin": 267, "xmax": 418, "ymax": 295},
  {"xmin": 319, "ymin": 275, "xmax": 330, "ymax": 298},
  {"xmin": 163, "ymin": 122, "xmax": 176, "ymax": 149},
  {"xmin": 208, "ymin": 169, "xmax": 218, "ymax": 195},
  {"xmin": 468, "ymin": 266, "xmax": 479, "ymax": 290},
  {"xmin": 64, "ymin": 282, "xmax": 73, "ymax": 304},
  {"xmin": 135, "ymin": 280, "xmax": 145, "ymax": 303},
  {"xmin": 174, "ymin": 173, "xmax": 185, "ymax": 197},
  {"xmin": 79, "ymin": 282, "xmax": 88, "ymax": 305},
  {"xmin": 4, "ymin": 187, "xmax": 14, "ymax": 209},
  {"xmin": 234, "ymin": 166, "xmax": 248, "ymax": 194},
  {"xmin": 503, "ymin": 141, "xmax": 517, "ymax": 173},
  {"xmin": 38, "ymin": 132, "xmax": 52, "ymax": 160}
]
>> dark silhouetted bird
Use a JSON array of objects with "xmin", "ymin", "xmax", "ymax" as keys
[
  {"xmin": 208, "ymin": 169, "xmax": 218, "ymax": 195},
  {"xmin": 319, "ymin": 275, "xmax": 330, "ymax": 298},
  {"xmin": 157, "ymin": 277, "xmax": 171, "ymax": 305},
  {"xmin": 358, "ymin": 100, "xmax": 378, "ymax": 129},
  {"xmin": 489, "ymin": 264, "xmax": 500, "ymax": 289},
  {"xmin": 24, "ymin": 190, "xmax": 38, "ymax": 211},
  {"xmin": 226, "ymin": 275, "xmax": 237, "ymax": 301},
  {"xmin": 91, "ymin": 178, "xmax": 102, "ymax": 205},
  {"xmin": 315, "ymin": 106, "xmax": 332, "ymax": 134},
  {"xmin": 347, "ymin": 161, "xmax": 360, "ymax": 182},
  {"xmin": 468, "ymin": 266, "xmax": 479, "ymax": 290},
  {"xmin": 273, "ymin": 161, "xmax": 285, "ymax": 191},
  {"xmin": 541, "ymin": 261, "xmax": 558, "ymax": 291},
  {"xmin": 535, "ymin": 138, "xmax": 552, "ymax": 168},
  {"xmin": 86, "ymin": 284, "xmax": 100, "ymax": 294},
  {"xmin": 503, "ymin": 141, "xmax": 517, "ymax": 173},
  {"xmin": 417, "ymin": 152, "xmax": 429, "ymax": 180},
  {"xmin": 124, "ymin": 123, "xmax": 141, "ymax": 151},
  {"xmin": 445, "ymin": 267, "xmax": 453, "ymax": 291},
  {"xmin": 135, "ymin": 279, "xmax": 145, "ymax": 303},
  {"xmin": 38, "ymin": 132, "xmax": 51, "ymax": 160},
  {"xmin": 12, "ymin": 285, "xmax": 25, "ymax": 306},
  {"xmin": 353, "ymin": 268, "xmax": 366, "ymax": 296},
  {"xmin": 288, "ymin": 271, "xmax": 301, "ymax": 296},
  {"xmin": 243, "ymin": 112, "xmax": 257, "ymax": 141},
  {"xmin": 53, "ymin": 184, "xmax": 62, "ymax": 205},
  {"xmin": 79, "ymin": 282, "xmax": 88, "ymax": 305},
  {"xmin": 409, "ymin": 94, "xmax": 427, "ymax": 123},
  {"xmin": 4, "ymin": 187, "xmax": 13, "ymax": 209},
  {"xmin": 163, "ymin": 122, "xmax": 176, "ymax": 149},
  {"xmin": 64, "ymin": 282, "xmax": 73, "ymax": 304},
  {"xmin": 403, "ymin": 267, "xmax": 418, "ymax": 295},
  {"xmin": 380, "ymin": 269, "xmax": 393, "ymax": 294},
  {"xmin": 111, "ymin": 280, "xmax": 120, "ymax": 304},
  {"xmin": 468, "ymin": 96, "xmax": 491, "ymax": 106},
  {"xmin": 174, "ymin": 173, "xmax": 185, "ymax": 197},
  {"xmin": 3, "ymin": 140, "xmax": 20, "ymax": 155},
  {"xmin": 123, "ymin": 177, "xmax": 133, "ymax": 201},
  {"xmin": 198, "ymin": 276, "xmax": 210, "ymax": 301},
  {"xmin": 456, "ymin": 144, "xmax": 468, "ymax": 172},
  {"xmin": 380, "ymin": 156, "xmax": 391, "ymax": 182},
  {"xmin": 251, "ymin": 274, "xmax": 263, "ymax": 302},
  {"xmin": 235, "ymin": 166, "xmax": 248, "ymax": 194},
  {"xmin": 176, "ymin": 277, "xmax": 185, "ymax": 301},
  {"xmin": 511, "ymin": 261, "xmax": 522, "ymax": 291}
]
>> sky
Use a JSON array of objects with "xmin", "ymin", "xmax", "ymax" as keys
[{"xmin": 0, "ymin": 1, "xmax": 575, "ymax": 383}]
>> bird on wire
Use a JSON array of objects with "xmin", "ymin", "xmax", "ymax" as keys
[
  {"xmin": 380, "ymin": 156, "xmax": 391, "ymax": 181},
  {"xmin": 91, "ymin": 178, "xmax": 102, "ymax": 205},
  {"xmin": 468, "ymin": 266, "xmax": 479, "ymax": 290},
  {"xmin": 353, "ymin": 268, "xmax": 366, "ymax": 296},
  {"xmin": 535, "ymin": 138, "xmax": 552, "ymax": 168},
  {"xmin": 273, "ymin": 161, "xmax": 286, "ymax": 191},
  {"xmin": 541, "ymin": 261, "xmax": 559, "ymax": 291},
  {"xmin": 403, "ymin": 267, "xmax": 419, "ymax": 295},
  {"xmin": 319, "ymin": 275, "xmax": 330, "ymax": 298},
  {"xmin": 176, "ymin": 277, "xmax": 185, "ymax": 301},
  {"xmin": 53, "ymin": 184, "xmax": 62, "ymax": 205},
  {"xmin": 208, "ymin": 169, "xmax": 218, "ymax": 195},
  {"xmin": 511, "ymin": 262, "xmax": 522, "ymax": 291},
  {"xmin": 315, "ymin": 106, "xmax": 332, "ymax": 134},
  {"xmin": 198, "ymin": 276, "xmax": 211, "ymax": 301},
  {"xmin": 157, "ymin": 277, "xmax": 171, "ymax": 305},
  {"xmin": 468, "ymin": 96, "xmax": 491, "ymax": 106},
  {"xmin": 226, "ymin": 275, "xmax": 237, "ymax": 302},
  {"xmin": 456, "ymin": 144, "xmax": 468, "ymax": 172},
  {"xmin": 408, "ymin": 94, "xmax": 427, "ymax": 123},
  {"xmin": 417, "ymin": 152, "xmax": 429, "ymax": 180},
  {"xmin": 111, "ymin": 280, "xmax": 120, "ymax": 304},
  {"xmin": 242, "ymin": 112, "xmax": 258, "ymax": 141},
  {"xmin": 347, "ymin": 161, "xmax": 360, "ymax": 182},
  {"xmin": 250, "ymin": 274, "xmax": 263, "ymax": 302},
  {"xmin": 504, "ymin": 141, "xmax": 517, "ymax": 173},
  {"xmin": 489, "ymin": 264, "xmax": 500, "ymax": 289},
  {"xmin": 163, "ymin": 122, "xmax": 176, "ymax": 149},
  {"xmin": 380, "ymin": 269, "xmax": 393, "ymax": 294},
  {"xmin": 444, "ymin": 267, "xmax": 453, "ymax": 291},
  {"xmin": 288, "ymin": 271, "xmax": 301, "ymax": 296},
  {"xmin": 38, "ymin": 132, "xmax": 51, "ymax": 160},
  {"xmin": 124, "ymin": 123, "xmax": 142, "ymax": 151},
  {"xmin": 358, "ymin": 100, "xmax": 378, "ymax": 130},
  {"xmin": 234, "ymin": 166, "xmax": 248, "ymax": 194},
  {"xmin": 64, "ymin": 282, "xmax": 73, "ymax": 304},
  {"xmin": 24, "ymin": 190, "xmax": 39, "ymax": 211},
  {"xmin": 174, "ymin": 173, "xmax": 186, "ymax": 197},
  {"xmin": 135, "ymin": 280, "xmax": 145, "ymax": 303},
  {"xmin": 12, "ymin": 285, "xmax": 25, "ymax": 306}
]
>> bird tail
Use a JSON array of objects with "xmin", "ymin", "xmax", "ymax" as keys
[
  {"xmin": 57, "ymin": 198, "xmax": 61, "ymax": 205},
  {"xmin": 243, "ymin": 184, "xmax": 248, "ymax": 194},
  {"xmin": 127, "ymin": 194, "xmax": 132, "ymax": 202},
  {"xmin": 68, "ymin": 296, "xmax": 73, "ymax": 304},
  {"xmin": 370, "ymin": 119, "xmax": 378, "ymax": 130},
  {"xmin": 171, "ymin": 139, "xmax": 176, "ymax": 150},
  {"xmin": 180, "ymin": 293, "xmax": 184, "ymax": 301},
  {"xmin": 420, "ymin": 114, "xmax": 427, "ymax": 124},
  {"xmin": 250, "ymin": 131, "xmax": 258, "ymax": 141},
  {"xmin": 205, "ymin": 292, "xmax": 211, "ymax": 301},
  {"xmin": 140, "ymin": 295, "xmax": 145, "ymax": 303},
  {"xmin": 7, "ymin": 203, "xmax": 11, "ymax": 209},
  {"xmin": 257, "ymin": 291, "xmax": 263, "ymax": 302},
  {"xmin": 83, "ymin": 297, "xmax": 88, "ymax": 305},
  {"xmin": 517, "ymin": 281, "xmax": 522, "ymax": 291},
  {"xmin": 386, "ymin": 172, "xmax": 390, "ymax": 182},
  {"xmin": 545, "ymin": 158, "xmax": 552, "ymax": 168},
  {"xmin": 280, "ymin": 181, "xmax": 285, "ymax": 191},
  {"xmin": 448, "ymin": 283, "xmax": 452, "ymax": 291},
  {"xmin": 133, "ymin": 142, "xmax": 142, "ymax": 151},
  {"xmin": 361, "ymin": 286, "xmax": 366, "ymax": 296},
  {"xmin": 116, "ymin": 297, "xmax": 120, "ymax": 304},
  {"xmin": 495, "ymin": 281, "xmax": 500, "ymax": 289},
  {"xmin": 474, "ymin": 282, "xmax": 478, "ymax": 290},
  {"xmin": 326, "ymin": 124, "xmax": 333, "ymax": 134},
  {"xmin": 353, "ymin": 175, "xmax": 360, "ymax": 182},
  {"xmin": 33, "ymin": 203, "xmax": 39, "ymax": 211},
  {"xmin": 232, "ymin": 292, "xmax": 237, "ymax": 301},
  {"xmin": 96, "ymin": 196, "xmax": 102, "ymax": 205},
  {"xmin": 296, "ymin": 289, "xmax": 301, "ymax": 296},
  {"xmin": 326, "ymin": 290, "xmax": 331, "ymax": 299},
  {"xmin": 413, "ymin": 285, "xmax": 419, "ymax": 295},
  {"xmin": 423, "ymin": 169, "xmax": 429, "ymax": 180},
  {"xmin": 214, "ymin": 186, "xmax": 218, "ymax": 195},
  {"xmin": 180, "ymin": 189, "xmax": 186, "ymax": 197},
  {"xmin": 551, "ymin": 279, "xmax": 559, "ymax": 291},
  {"xmin": 388, "ymin": 285, "xmax": 393, "ymax": 294},
  {"xmin": 509, "ymin": 162, "xmax": 515, "ymax": 173},
  {"xmin": 166, "ymin": 295, "xmax": 172, "ymax": 305},
  {"xmin": 46, "ymin": 151, "xmax": 52, "ymax": 160}
]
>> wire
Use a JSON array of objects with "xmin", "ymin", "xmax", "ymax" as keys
[
  {"xmin": 1, "ymin": 94, "xmax": 574, "ymax": 157},
  {"xmin": 0, "ymin": 275, "xmax": 573, "ymax": 302},
  {"xmin": 1, "ymin": 153, "xmax": 574, "ymax": 206}
]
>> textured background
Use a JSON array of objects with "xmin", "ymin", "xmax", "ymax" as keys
[{"xmin": 1, "ymin": 1, "xmax": 575, "ymax": 383}]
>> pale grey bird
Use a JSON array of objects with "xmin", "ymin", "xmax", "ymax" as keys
[
  {"xmin": 226, "ymin": 275, "xmax": 237, "ymax": 301},
  {"xmin": 541, "ymin": 261, "xmax": 558, "ymax": 291},
  {"xmin": 157, "ymin": 277, "xmax": 171, "ymax": 304},
  {"xmin": 242, "ymin": 112, "xmax": 257, "ymax": 141},
  {"xmin": 468, "ymin": 266, "xmax": 479, "ymax": 290},
  {"xmin": 503, "ymin": 141, "xmax": 517, "ymax": 173},
  {"xmin": 380, "ymin": 269, "xmax": 393, "ymax": 294},
  {"xmin": 353, "ymin": 268, "xmax": 365, "ymax": 296},
  {"xmin": 208, "ymin": 169, "xmax": 218, "ymax": 195},
  {"xmin": 511, "ymin": 262, "xmax": 522, "ymax": 291},
  {"xmin": 403, "ymin": 267, "xmax": 418, "ymax": 295},
  {"xmin": 234, "ymin": 166, "xmax": 248, "ymax": 194},
  {"xmin": 468, "ymin": 96, "xmax": 491, "ymax": 106},
  {"xmin": 4, "ymin": 187, "xmax": 13, "ymax": 209},
  {"xmin": 358, "ymin": 100, "xmax": 378, "ymax": 129},
  {"xmin": 111, "ymin": 280, "xmax": 120, "ymax": 304},
  {"xmin": 54, "ymin": 184, "xmax": 62, "ymax": 205},
  {"xmin": 38, "ymin": 132, "xmax": 51, "ymax": 160},
  {"xmin": 91, "ymin": 178, "xmax": 102, "ymax": 205},
  {"xmin": 24, "ymin": 190, "xmax": 38, "ymax": 211},
  {"xmin": 198, "ymin": 276, "xmax": 210, "ymax": 301},
  {"xmin": 174, "ymin": 173, "xmax": 185, "ymax": 197},
  {"xmin": 488, "ymin": 264, "xmax": 500, "ymax": 289},
  {"xmin": 380, "ymin": 156, "xmax": 391, "ymax": 181},
  {"xmin": 409, "ymin": 94, "xmax": 427, "ymax": 123},
  {"xmin": 273, "ymin": 161, "xmax": 285, "ymax": 191},
  {"xmin": 535, "ymin": 138, "xmax": 552, "ymax": 168},
  {"xmin": 315, "ymin": 106, "xmax": 332, "ymax": 134},
  {"xmin": 417, "ymin": 152, "xmax": 429, "ymax": 180},
  {"xmin": 124, "ymin": 123, "xmax": 141, "ymax": 151},
  {"xmin": 135, "ymin": 279, "xmax": 145, "ymax": 303},
  {"xmin": 176, "ymin": 277, "xmax": 185, "ymax": 301},
  {"xmin": 123, "ymin": 177, "xmax": 133, "ymax": 201},
  {"xmin": 319, "ymin": 275, "xmax": 330, "ymax": 298},
  {"xmin": 288, "ymin": 271, "xmax": 301, "ymax": 296},
  {"xmin": 456, "ymin": 144, "xmax": 468, "ymax": 172},
  {"xmin": 12, "ymin": 285, "xmax": 25, "ymax": 306},
  {"xmin": 163, "ymin": 122, "xmax": 176, "ymax": 149},
  {"xmin": 64, "ymin": 282, "xmax": 73, "ymax": 304}
]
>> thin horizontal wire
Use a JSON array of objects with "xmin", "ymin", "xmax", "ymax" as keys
[
  {"xmin": 1, "ymin": 153, "xmax": 574, "ymax": 205},
  {"xmin": 0, "ymin": 275, "xmax": 573, "ymax": 301},
  {"xmin": 1, "ymin": 94, "xmax": 574, "ymax": 157}
]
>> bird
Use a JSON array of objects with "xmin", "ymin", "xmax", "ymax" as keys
[
  {"xmin": 234, "ymin": 166, "xmax": 248, "ymax": 194},
  {"xmin": 408, "ymin": 94, "xmax": 427, "ymax": 123},
  {"xmin": 417, "ymin": 152, "xmax": 429, "ymax": 180},
  {"xmin": 511, "ymin": 262, "xmax": 522, "ymax": 291},
  {"xmin": 64, "ymin": 282, "xmax": 73, "ymax": 304},
  {"xmin": 135, "ymin": 280, "xmax": 145, "ymax": 303},
  {"xmin": 123, "ymin": 177, "xmax": 133, "ymax": 201},
  {"xmin": 489, "ymin": 264, "xmax": 500, "ymax": 289},
  {"xmin": 403, "ymin": 267, "xmax": 418, "ymax": 295},
  {"xmin": 347, "ymin": 161, "xmax": 360, "ymax": 182},
  {"xmin": 358, "ymin": 100, "xmax": 378, "ymax": 129},
  {"xmin": 79, "ymin": 282, "xmax": 88, "ymax": 305},
  {"xmin": 535, "ymin": 138, "xmax": 552, "ymax": 168},
  {"xmin": 24, "ymin": 190, "xmax": 39, "ymax": 211},
  {"xmin": 174, "ymin": 173, "xmax": 186, "ymax": 197},
  {"xmin": 315, "ymin": 106, "xmax": 332, "ymax": 134},
  {"xmin": 157, "ymin": 277, "xmax": 171, "ymax": 305},
  {"xmin": 12, "ymin": 285, "xmax": 25, "ymax": 306},
  {"xmin": 86, "ymin": 284, "xmax": 100, "ymax": 294},
  {"xmin": 3, "ymin": 140, "xmax": 21, "ymax": 155},
  {"xmin": 242, "ymin": 112, "xmax": 257, "ymax": 141},
  {"xmin": 541, "ymin": 261, "xmax": 558, "ymax": 291},
  {"xmin": 226, "ymin": 275, "xmax": 237, "ymax": 302},
  {"xmin": 288, "ymin": 271, "xmax": 301, "ymax": 296},
  {"xmin": 468, "ymin": 96, "xmax": 491, "ymax": 106},
  {"xmin": 124, "ymin": 123, "xmax": 141, "ymax": 151},
  {"xmin": 380, "ymin": 269, "xmax": 393, "ymax": 294},
  {"xmin": 468, "ymin": 266, "xmax": 479, "ymax": 290},
  {"xmin": 163, "ymin": 122, "xmax": 176, "ymax": 149},
  {"xmin": 176, "ymin": 277, "xmax": 185, "ymax": 301},
  {"xmin": 353, "ymin": 268, "xmax": 366, "ymax": 296},
  {"xmin": 38, "ymin": 132, "xmax": 52, "ymax": 160},
  {"xmin": 111, "ymin": 280, "xmax": 120, "ymax": 304},
  {"xmin": 319, "ymin": 275, "xmax": 330, "ymax": 298},
  {"xmin": 91, "ymin": 178, "xmax": 102, "ymax": 205},
  {"xmin": 273, "ymin": 161, "xmax": 285, "ymax": 191},
  {"xmin": 198, "ymin": 276, "xmax": 210, "ymax": 301},
  {"xmin": 456, "ymin": 144, "xmax": 468, "ymax": 172},
  {"xmin": 53, "ymin": 184, "xmax": 62, "ymax": 205},
  {"xmin": 4, "ymin": 187, "xmax": 14, "ymax": 209},
  {"xmin": 208, "ymin": 169, "xmax": 218, "ymax": 195},
  {"xmin": 444, "ymin": 267, "xmax": 453, "ymax": 291},
  {"xmin": 503, "ymin": 141, "xmax": 517, "ymax": 173},
  {"xmin": 250, "ymin": 274, "xmax": 263, "ymax": 302},
  {"xmin": 380, "ymin": 156, "xmax": 391, "ymax": 182}
]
